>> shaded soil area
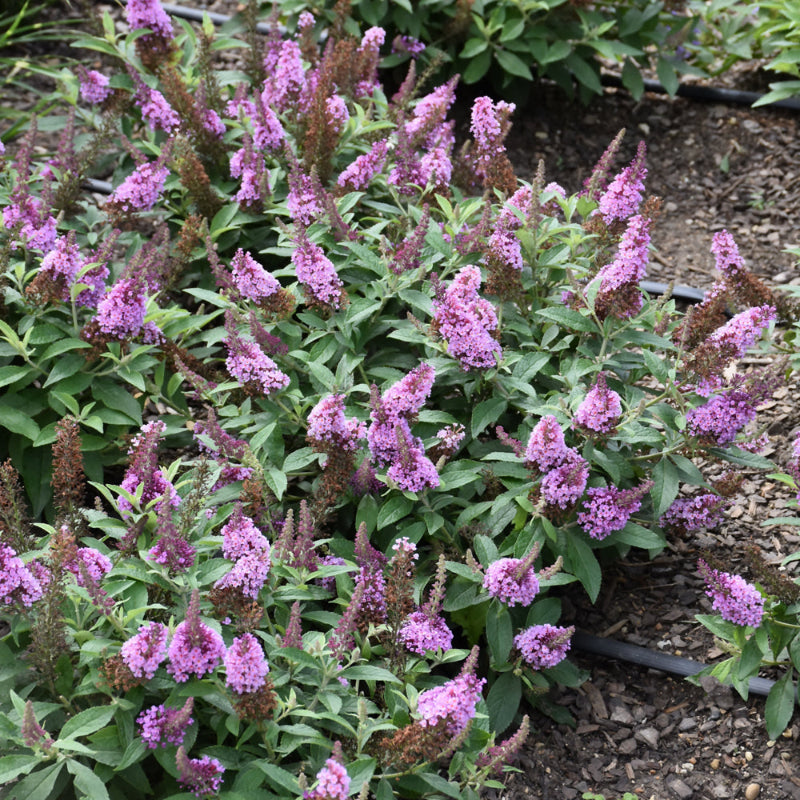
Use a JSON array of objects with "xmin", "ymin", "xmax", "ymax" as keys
[{"xmin": 498, "ymin": 86, "xmax": 800, "ymax": 800}]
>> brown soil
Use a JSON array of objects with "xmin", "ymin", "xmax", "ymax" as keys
[{"xmin": 497, "ymin": 87, "xmax": 800, "ymax": 800}]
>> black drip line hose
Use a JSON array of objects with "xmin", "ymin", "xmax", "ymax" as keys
[
  {"xmin": 574, "ymin": 631, "xmax": 775, "ymax": 697},
  {"xmin": 101, "ymin": 3, "xmax": 766, "ymax": 693}
]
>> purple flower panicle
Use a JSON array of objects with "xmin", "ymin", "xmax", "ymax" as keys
[
  {"xmin": 304, "ymin": 752, "xmax": 350, "ymax": 800},
  {"xmin": 660, "ymin": 494, "xmax": 727, "ymax": 533},
  {"xmin": 224, "ymin": 633, "xmax": 270, "ymax": 694},
  {"xmin": 138, "ymin": 698, "xmax": 194, "ymax": 748},
  {"xmin": 483, "ymin": 557, "xmax": 540, "ymax": 607},
  {"xmin": 698, "ymin": 559, "xmax": 764, "ymax": 627},
  {"xmin": 432, "ymin": 266, "xmax": 501, "ymax": 370},
  {"xmin": 176, "ymin": 747, "xmax": 225, "ymax": 798},
  {"xmin": 167, "ymin": 592, "xmax": 226, "ymax": 682},
  {"xmin": 597, "ymin": 140, "xmax": 646, "ymax": 224},
  {"xmin": 79, "ymin": 69, "xmax": 112, "ymax": 104},
  {"xmin": 0, "ymin": 544, "xmax": 43, "ymax": 607},
  {"xmin": 525, "ymin": 416, "xmax": 568, "ymax": 472},
  {"xmin": 121, "ymin": 621, "xmax": 169, "ymax": 679},
  {"xmin": 417, "ymin": 672, "xmax": 486, "ymax": 735},
  {"xmin": 398, "ymin": 610, "xmax": 453, "ymax": 655},
  {"xmin": 514, "ymin": 624, "xmax": 574, "ymax": 669},
  {"xmin": 573, "ymin": 373, "xmax": 622, "ymax": 434}
]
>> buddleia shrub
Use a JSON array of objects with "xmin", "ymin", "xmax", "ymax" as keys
[{"xmin": 0, "ymin": 1, "xmax": 793, "ymax": 797}]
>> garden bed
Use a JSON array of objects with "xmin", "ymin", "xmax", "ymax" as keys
[{"xmin": 2, "ymin": 3, "xmax": 800, "ymax": 800}]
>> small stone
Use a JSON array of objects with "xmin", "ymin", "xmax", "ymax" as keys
[
  {"xmin": 634, "ymin": 727, "xmax": 659, "ymax": 749},
  {"xmin": 678, "ymin": 717, "xmax": 697, "ymax": 732},
  {"xmin": 611, "ymin": 705, "xmax": 635, "ymax": 725},
  {"xmin": 745, "ymin": 783, "xmax": 761, "ymax": 800},
  {"xmin": 711, "ymin": 758, "xmax": 720, "ymax": 769},
  {"xmin": 619, "ymin": 738, "xmax": 637, "ymax": 755},
  {"xmin": 668, "ymin": 777, "xmax": 693, "ymax": 799}
]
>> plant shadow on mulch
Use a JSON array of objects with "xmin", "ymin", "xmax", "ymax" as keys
[{"xmin": 481, "ymin": 83, "xmax": 800, "ymax": 800}]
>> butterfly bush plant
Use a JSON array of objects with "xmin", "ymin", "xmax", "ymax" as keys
[
  {"xmin": 686, "ymin": 430, "xmax": 800, "ymax": 740},
  {"xmin": 0, "ymin": 1, "xmax": 795, "ymax": 797}
]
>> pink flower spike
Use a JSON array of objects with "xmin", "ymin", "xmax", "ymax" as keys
[
  {"xmin": 573, "ymin": 373, "xmax": 623, "ymax": 434},
  {"xmin": 167, "ymin": 591, "xmax": 226, "ymax": 682},
  {"xmin": 224, "ymin": 632, "xmax": 270, "ymax": 694},
  {"xmin": 514, "ymin": 624, "xmax": 574, "ymax": 669},
  {"xmin": 698, "ymin": 559, "xmax": 764, "ymax": 627},
  {"xmin": 121, "ymin": 621, "xmax": 169, "ymax": 679}
]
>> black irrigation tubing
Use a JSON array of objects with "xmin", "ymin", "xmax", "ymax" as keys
[
  {"xmin": 601, "ymin": 73, "xmax": 800, "ymax": 112},
  {"xmin": 573, "ymin": 630, "xmax": 775, "ymax": 697}
]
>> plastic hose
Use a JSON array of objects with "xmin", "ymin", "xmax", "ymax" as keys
[
  {"xmin": 573, "ymin": 631, "xmax": 774, "ymax": 696},
  {"xmin": 601, "ymin": 73, "xmax": 800, "ymax": 112}
]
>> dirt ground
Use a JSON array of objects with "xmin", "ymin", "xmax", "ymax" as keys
[{"xmin": 496, "ymin": 86, "xmax": 800, "ymax": 800}]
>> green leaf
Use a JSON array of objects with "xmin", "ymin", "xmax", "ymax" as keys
[
  {"xmin": 0, "ymin": 403, "xmax": 40, "ymax": 441},
  {"xmin": 656, "ymin": 56, "xmax": 680, "ymax": 96},
  {"xmin": 565, "ymin": 52, "xmax": 603, "ymax": 95},
  {"xmin": 282, "ymin": 448, "xmax": 318, "ymax": 473},
  {"xmin": 254, "ymin": 761, "xmax": 300, "ymax": 795},
  {"xmin": 642, "ymin": 348, "xmax": 670, "ymax": 384},
  {"xmin": 58, "ymin": 705, "xmax": 116, "ymax": 740},
  {"xmin": 621, "ymin": 58, "xmax": 645, "ymax": 100},
  {"xmin": 4, "ymin": 762, "xmax": 64, "ymax": 800},
  {"xmin": 472, "ymin": 534, "xmax": 499, "ymax": 568},
  {"xmin": 67, "ymin": 760, "xmax": 110, "ymax": 800},
  {"xmin": 765, "ymin": 668, "xmax": 796, "ymax": 740},
  {"xmin": 462, "ymin": 48, "xmax": 491, "ymax": 83},
  {"xmin": 91, "ymin": 379, "xmax": 142, "ymax": 425},
  {"xmin": 459, "ymin": 38, "xmax": 488, "ymax": 59},
  {"xmin": 536, "ymin": 307, "xmax": 597, "ymax": 333},
  {"xmin": 0, "ymin": 365, "xmax": 32, "ymax": 388},
  {"xmin": 737, "ymin": 633, "xmax": 767, "ymax": 685},
  {"xmin": 471, "ymin": 398, "xmax": 507, "ymax": 439},
  {"xmin": 339, "ymin": 665, "xmax": 401, "ymax": 683},
  {"xmin": 565, "ymin": 532, "xmax": 602, "ymax": 602},
  {"xmin": 611, "ymin": 522, "xmax": 666, "ymax": 551},
  {"xmin": 42, "ymin": 353, "xmax": 85, "ymax": 388},
  {"xmin": 377, "ymin": 495, "xmax": 413, "ymax": 529},
  {"xmin": 486, "ymin": 603, "xmax": 513, "ymax": 664},
  {"xmin": 0, "ymin": 755, "xmax": 40, "ymax": 783},
  {"xmin": 495, "ymin": 49, "xmax": 533, "ymax": 80},
  {"xmin": 264, "ymin": 468, "xmax": 287, "ymax": 501},
  {"xmin": 651, "ymin": 458, "xmax": 679, "ymax": 519},
  {"xmin": 709, "ymin": 447, "xmax": 774, "ymax": 470},
  {"xmin": 486, "ymin": 671, "xmax": 522, "ymax": 734}
]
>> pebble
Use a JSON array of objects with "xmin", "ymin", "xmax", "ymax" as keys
[
  {"xmin": 634, "ymin": 727, "xmax": 660, "ymax": 749},
  {"xmin": 668, "ymin": 777, "xmax": 694, "ymax": 799},
  {"xmin": 619, "ymin": 738, "xmax": 637, "ymax": 755},
  {"xmin": 610, "ymin": 704, "xmax": 635, "ymax": 725},
  {"xmin": 745, "ymin": 784, "xmax": 761, "ymax": 800}
]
